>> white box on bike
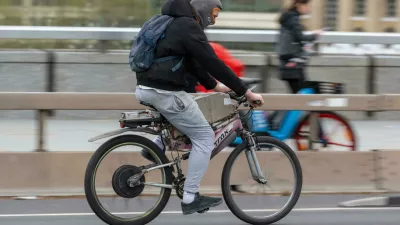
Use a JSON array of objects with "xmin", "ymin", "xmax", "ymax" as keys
[
  {"xmin": 120, "ymin": 110, "xmax": 161, "ymax": 120},
  {"xmin": 119, "ymin": 93, "xmax": 235, "ymax": 126},
  {"xmin": 194, "ymin": 93, "xmax": 236, "ymax": 124}
]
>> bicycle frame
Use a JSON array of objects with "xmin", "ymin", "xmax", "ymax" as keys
[
  {"xmin": 167, "ymin": 111, "xmax": 267, "ymax": 182},
  {"xmin": 209, "ymin": 115, "xmax": 243, "ymax": 159}
]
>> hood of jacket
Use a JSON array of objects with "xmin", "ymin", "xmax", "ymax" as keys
[
  {"xmin": 161, "ymin": 0, "xmax": 196, "ymax": 18},
  {"xmin": 191, "ymin": 0, "xmax": 222, "ymax": 29}
]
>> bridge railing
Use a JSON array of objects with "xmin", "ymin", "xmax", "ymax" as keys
[
  {"xmin": 0, "ymin": 92, "xmax": 398, "ymax": 152},
  {"xmin": 0, "ymin": 25, "xmax": 399, "ymax": 44},
  {"xmin": 0, "ymin": 92, "xmax": 399, "ymax": 195}
]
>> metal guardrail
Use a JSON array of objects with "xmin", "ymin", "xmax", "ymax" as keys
[
  {"xmin": 0, "ymin": 92, "xmax": 398, "ymax": 151},
  {"xmin": 1, "ymin": 26, "xmax": 400, "ymax": 44},
  {"xmin": 0, "ymin": 92, "xmax": 382, "ymax": 111}
]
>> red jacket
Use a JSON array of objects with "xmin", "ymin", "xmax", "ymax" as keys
[{"xmin": 195, "ymin": 42, "xmax": 245, "ymax": 93}]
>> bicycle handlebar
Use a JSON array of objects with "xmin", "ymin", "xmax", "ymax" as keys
[{"xmin": 227, "ymin": 85, "xmax": 262, "ymax": 108}]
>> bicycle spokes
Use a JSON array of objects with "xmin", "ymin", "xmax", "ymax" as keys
[
  {"xmin": 91, "ymin": 143, "xmax": 169, "ymax": 220},
  {"xmin": 294, "ymin": 113, "xmax": 356, "ymax": 151}
]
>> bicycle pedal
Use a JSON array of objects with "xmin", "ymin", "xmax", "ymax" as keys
[{"xmin": 197, "ymin": 208, "xmax": 209, "ymax": 214}]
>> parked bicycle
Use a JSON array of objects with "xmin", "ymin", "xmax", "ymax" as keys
[{"xmin": 84, "ymin": 85, "xmax": 303, "ymax": 225}]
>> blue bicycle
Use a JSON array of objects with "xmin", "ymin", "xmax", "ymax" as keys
[{"xmin": 231, "ymin": 78, "xmax": 357, "ymax": 151}]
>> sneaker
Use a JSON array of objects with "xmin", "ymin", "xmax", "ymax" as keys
[{"xmin": 181, "ymin": 193, "xmax": 223, "ymax": 215}]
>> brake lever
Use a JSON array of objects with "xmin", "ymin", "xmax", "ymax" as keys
[
  {"xmin": 227, "ymin": 91, "xmax": 237, "ymax": 99},
  {"xmin": 243, "ymin": 100, "xmax": 262, "ymax": 108}
]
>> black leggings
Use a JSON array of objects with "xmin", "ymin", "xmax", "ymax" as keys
[
  {"xmin": 280, "ymin": 58, "xmax": 306, "ymax": 93},
  {"xmin": 284, "ymin": 78, "xmax": 305, "ymax": 94}
]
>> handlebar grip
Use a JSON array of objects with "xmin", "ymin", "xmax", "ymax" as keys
[{"xmin": 253, "ymin": 100, "xmax": 262, "ymax": 105}]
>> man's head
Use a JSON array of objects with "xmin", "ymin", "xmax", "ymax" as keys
[{"xmin": 191, "ymin": 0, "xmax": 222, "ymax": 29}]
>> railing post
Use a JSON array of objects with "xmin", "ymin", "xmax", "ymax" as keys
[
  {"xmin": 308, "ymin": 111, "xmax": 318, "ymax": 150},
  {"xmin": 261, "ymin": 53, "xmax": 270, "ymax": 93},
  {"xmin": 367, "ymin": 55, "xmax": 375, "ymax": 118},
  {"xmin": 36, "ymin": 110, "xmax": 46, "ymax": 152},
  {"xmin": 265, "ymin": 54, "xmax": 274, "ymax": 93},
  {"xmin": 46, "ymin": 50, "xmax": 55, "ymax": 117},
  {"xmin": 98, "ymin": 40, "xmax": 108, "ymax": 53}
]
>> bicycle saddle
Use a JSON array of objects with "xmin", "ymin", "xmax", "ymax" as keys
[{"xmin": 139, "ymin": 101, "xmax": 157, "ymax": 110}]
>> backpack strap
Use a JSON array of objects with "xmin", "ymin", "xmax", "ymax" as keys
[
  {"xmin": 154, "ymin": 56, "xmax": 185, "ymax": 72},
  {"xmin": 171, "ymin": 57, "xmax": 185, "ymax": 72},
  {"xmin": 153, "ymin": 56, "xmax": 180, "ymax": 63}
]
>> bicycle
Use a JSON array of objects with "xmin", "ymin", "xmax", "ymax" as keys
[
  {"xmin": 230, "ymin": 79, "xmax": 357, "ymax": 151},
  {"xmin": 84, "ymin": 85, "xmax": 303, "ymax": 225}
]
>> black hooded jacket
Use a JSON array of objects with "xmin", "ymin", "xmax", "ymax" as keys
[
  {"xmin": 276, "ymin": 9, "xmax": 317, "ymax": 61},
  {"xmin": 136, "ymin": 0, "xmax": 248, "ymax": 96}
]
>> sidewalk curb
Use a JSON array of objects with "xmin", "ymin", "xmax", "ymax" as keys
[{"xmin": 338, "ymin": 196, "xmax": 400, "ymax": 208}]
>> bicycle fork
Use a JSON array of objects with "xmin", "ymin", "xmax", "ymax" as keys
[{"xmin": 244, "ymin": 133, "xmax": 268, "ymax": 184}]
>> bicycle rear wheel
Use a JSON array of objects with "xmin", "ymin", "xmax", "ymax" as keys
[
  {"xmin": 84, "ymin": 134, "xmax": 174, "ymax": 225},
  {"xmin": 221, "ymin": 136, "xmax": 302, "ymax": 225}
]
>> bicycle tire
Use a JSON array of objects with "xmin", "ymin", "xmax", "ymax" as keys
[
  {"xmin": 84, "ymin": 134, "xmax": 174, "ymax": 225},
  {"xmin": 221, "ymin": 136, "xmax": 303, "ymax": 225},
  {"xmin": 293, "ymin": 111, "xmax": 357, "ymax": 151}
]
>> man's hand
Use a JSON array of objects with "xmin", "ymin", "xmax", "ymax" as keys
[
  {"xmin": 213, "ymin": 83, "xmax": 231, "ymax": 92},
  {"xmin": 245, "ymin": 90, "xmax": 264, "ymax": 108}
]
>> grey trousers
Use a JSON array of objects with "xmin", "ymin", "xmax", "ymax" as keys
[{"xmin": 135, "ymin": 87, "xmax": 215, "ymax": 194}]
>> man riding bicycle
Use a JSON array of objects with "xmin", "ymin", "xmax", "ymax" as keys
[
  {"xmin": 134, "ymin": 0, "xmax": 264, "ymax": 215},
  {"xmin": 141, "ymin": 42, "xmax": 245, "ymax": 160}
]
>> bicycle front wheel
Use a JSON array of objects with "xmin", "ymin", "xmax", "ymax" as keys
[{"xmin": 221, "ymin": 136, "xmax": 302, "ymax": 225}]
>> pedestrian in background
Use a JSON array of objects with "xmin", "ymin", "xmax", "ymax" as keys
[{"xmin": 276, "ymin": 0, "xmax": 322, "ymax": 93}]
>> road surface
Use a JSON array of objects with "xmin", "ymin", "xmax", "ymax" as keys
[
  {"xmin": 0, "ymin": 194, "xmax": 399, "ymax": 225},
  {"xmin": 1, "ymin": 119, "xmax": 400, "ymax": 151}
]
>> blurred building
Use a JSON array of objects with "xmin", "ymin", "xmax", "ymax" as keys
[
  {"xmin": 0, "ymin": 0, "xmax": 151, "ymax": 27},
  {"xmin": 0, "ymin": 0, "xmax": 282, "ymax": 28},
  {"xmin": 285, "ymin": 0, "xmax": 400, "ymax": 32},
  {"xmin": 0, "ymin": 0, "xmax": 398, "ymax": 32}
]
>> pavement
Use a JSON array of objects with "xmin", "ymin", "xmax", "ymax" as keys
[
  {"xmin": 1, "ymin": 119, "xmax": 400, "ymax": 152},
  {"xmin": 0, "ymin": 194, "xmax": 399, "ymax": 225}
]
